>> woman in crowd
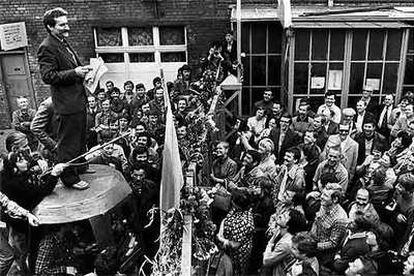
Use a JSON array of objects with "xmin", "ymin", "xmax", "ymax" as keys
[
  {"xmin": 0, "ymin": 157, "xmax": 40, "ymax": 275},
  {"xmin": 217, "ymin": 189, "xmax": 255, "ymax": 275},
  {"xmin": 1, "ymin": 132, "xmax": 67, "ymax": 274}
]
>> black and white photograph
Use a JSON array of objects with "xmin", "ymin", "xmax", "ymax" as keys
[{"xmin": 1, "ymin": 0, "xmax": 414, "ymax": 275}]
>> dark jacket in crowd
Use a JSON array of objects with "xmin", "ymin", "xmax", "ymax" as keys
[
  {"xmin": 38, "ymin": 34, "xmax": 86, "ymax": 115},
  {"xmin": 354, "ymin": 131, "xmax": 388, "ymax": 165},
  {"xmin": 332, "ymin": 232, "xmax": 371, "ymax": 273},
  {"xmin": 1, "ymin": 159, "xmax": 58, "ymax": 231},
  {"xmin": 269, "ymin": 127, "xmax": 301, "ymax": 163}
]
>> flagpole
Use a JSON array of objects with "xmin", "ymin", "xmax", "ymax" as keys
[
  {"xmin": 278, "ymin": 0, "xmax": 293, "ymax": 109},
  {"xmin": 236, "ymin": 0, "xmax": 241, "ymax": 83},
  {"xmin": 158, "ymin": 67, "xmax": 190, "ymax": 274}
]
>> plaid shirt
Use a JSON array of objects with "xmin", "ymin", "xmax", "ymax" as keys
[
  {"xmin": 311, "ymin": 204, "xmax": 348, "ymax": 251},
  {"xmin": 35, "ymin": 234, "xmax": 73, "ymax": 276}
]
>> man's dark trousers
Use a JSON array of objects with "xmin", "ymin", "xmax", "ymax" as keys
[{"xmin": 56, "ymin": 110, "xmax": 87, "ymax": 186}]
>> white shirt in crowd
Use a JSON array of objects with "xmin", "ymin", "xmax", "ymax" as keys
[
  {"xmin": 378, "ymin": 105, "xmax": 393, "ymax": 129},
  {"xmin": 356, "ymin": 112, "xmax": 365, "ymax": 133},
  {"xmin": 317, "ymin": 104, "xmax": 341, "ymax": 124},
  {"xmin": 247, "ymin": 116, "xmax": 266, "ymax": 138}
]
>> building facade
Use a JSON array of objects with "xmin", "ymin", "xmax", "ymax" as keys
[
  {"xmin": 0, "ymin": 0, "xmax": 413, "ymax": 127},
  {"xmin": 234, "ymin": 5, "xmax": 414, "ymax": 114}
]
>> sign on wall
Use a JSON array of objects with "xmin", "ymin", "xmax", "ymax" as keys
[
  {"xmin": 328, "ymin": 70, "xmax": 343, "ymax": 90},
  {"xmin": 0, "ymin": 22, "xmax": 28, "ymax": 51},
  {"xmin": 311, "ymin": 77, "xmax": 325, "ymax": 89}
]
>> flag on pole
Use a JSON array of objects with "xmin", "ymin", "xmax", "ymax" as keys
[
  {"xmin": 278, "ymin": 0, "xmax": 293, "ymax": 29},
  {"xmin": 159, "ymin": 69, "xmax": 184, "ymax": 212}
]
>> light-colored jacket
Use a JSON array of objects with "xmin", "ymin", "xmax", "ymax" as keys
[
  {"xmin": 263, "ymin": 232, "xmax": 293, "ymax": 276},
  {"xmin": 391, "ymin": 113, "xmax": 414, "ymax": 137},
  {"xmin": 320, "ymin": 135, "xmax": 359, "ymax": 182}
]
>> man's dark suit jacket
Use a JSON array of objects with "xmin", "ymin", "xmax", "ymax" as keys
[
  {"xmin": 315, "ymin": 127, "xmax": 329, "ymax": 150},
  {"xmin": 365, "ymin": 97, "xmax": 379, "ymax": 115},
  {"xmin": 376, "ymin": 104, "xmax": 394, "ymax": 139},
  {"xmin": 222, "ymin": 41, "xmax": 237, "ymax": 62},
  {"xmin": 326, "ymin": 121, "xmax": 339, "ymax": 135},
  {"xmin": 356, "ymin": 111, "xmax": 376, "ymax": 125},
  {"xmin": 269, "ymin": 127, "xmax": 301, "ymax": 163},
  {"xmin": 38, "ymin": 34, "xmax": 86, "ymax": 115},
  {"xmin": 354, "ymin": 131, "xmax": 388, "ymax": 165}
]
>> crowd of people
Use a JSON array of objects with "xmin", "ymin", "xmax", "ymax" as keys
[
  {"xmin": 206, "ymin": 86, "xmax": 414, "ymax": 276},
  {"xmin": 0, "ymin": 20, "xmax": 241, "ymax": 275},
  {"xmin": 6, "ymin": 59, "xmax": 414, "ymax": 276},
  {"xmin": 3, "ymin": 7, "xmax": 414, "ymax": 276}
]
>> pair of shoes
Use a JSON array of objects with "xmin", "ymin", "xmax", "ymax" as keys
[{"xmin": 71, "ymin": 180, "xmax": 90, "ymax": 190}]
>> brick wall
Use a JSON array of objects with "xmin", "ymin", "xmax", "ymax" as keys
[
  {"xmin": 0, "ymin": 0, "xmax": 236, "ymax": 107},
  {"xmin": 0, "ymin": 0, "xmax": 413, "ymax": 128},
  {"xmin": 0, "ymin": 76, "xmax": 10, "ymax": 128}
]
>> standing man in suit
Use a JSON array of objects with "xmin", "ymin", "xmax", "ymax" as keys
[
  {"xmin": 222, "ymin": 30, "xmax": 237, "ymax": 63},
  {"xmin": 38, "ymin": 7, "xmax": 91, "ymax": 190},
  {"xmin": 354, "ymin": 119, "xmax": 387, "ymax": 166},
  {"xmin": 269, "ymin": 113, "xmax": 301, "ymax": 163},
  {"xmin": 377, "ymin": 93, "xmax": 395, "ymax": 140},
  {"xmin": 320, "ymin": 125, "xmax": 358, "ymax": 183},
  {"xmin": 337, "ymin": 124, "xmax": 359, "ymax": 182},
  {"xmin": 355, "ymin": 100, "xmax": 375, "ymax": 133},
  {"xmin": 361, "ymin": 85, "xmax": 378, "ymax": 114}
]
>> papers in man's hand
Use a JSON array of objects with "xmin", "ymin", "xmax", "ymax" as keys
[{"xmin": 84, "ymin": 57, "xmax": 108, "ymax": 93}]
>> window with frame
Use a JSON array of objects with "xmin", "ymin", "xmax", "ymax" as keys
[
  {"xmin": 293, "ymin": 29, "xmax": 346, "ymax": 111},
  {"xmin": 94, "ymin": 26, "xmax": 187, "ymax": 88},
  {"xmin": 241, "ymin": 22, "xmax": 283, "ymax": 116},
  {"xmin": 95, "ymin": 26, "xmax": 187, "ymax": 63},
  {"xmin": 403, "ymin": 29, "xmax": 414, "ymax": 94},
  {"xmin": 347, "ymin": 29, "xmax": 402, "ymax": 108},
  {"xmin": 292, "ymin": 28, "xmax": 404, "ymax": 111}
]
